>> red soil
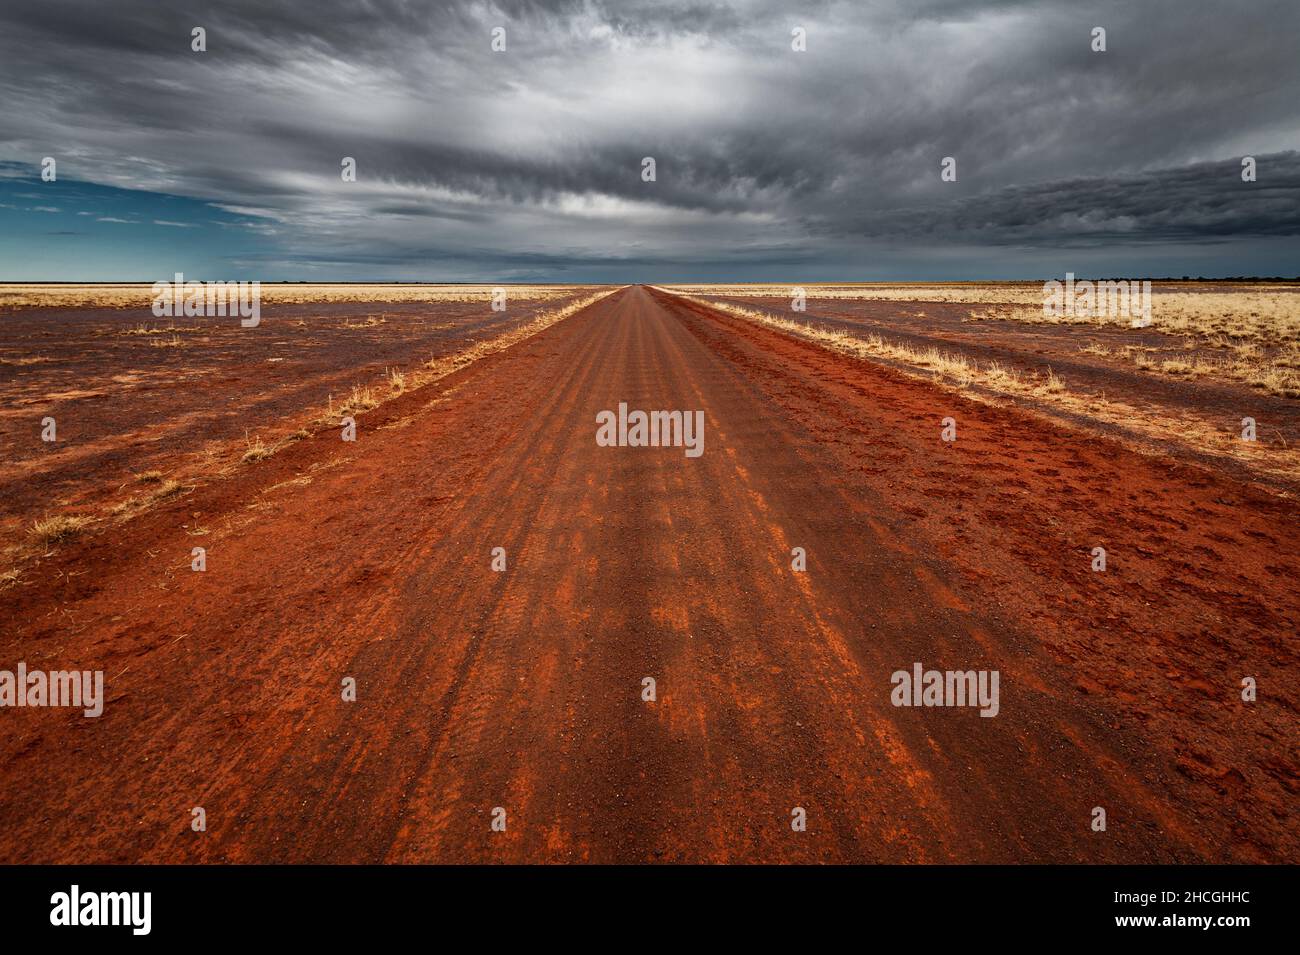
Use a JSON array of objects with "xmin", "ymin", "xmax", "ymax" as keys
[{"xmin": 0, "ymin": 286, "xmax": 1295, "ymax": 863}]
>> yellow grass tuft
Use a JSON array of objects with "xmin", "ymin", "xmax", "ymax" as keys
[
  {"xmin": 320, "ymin": 385, "xmax": 382, "ymax": 425},
  {"xmin": 339, "ymin": 385, "xmax": 379, "ymax": 416},
  {"xmin": 111, "ymin": 478, "xmax": 185, "ymax": 515},
  {"xmin": 29, "ymin": 514, "xmax": 92, "ymax": 544},
  {"xmin": 242, "ymin": 433, "xmax": 273, "ymax": 463},
  {"xmin": 123, "ymin": 323, "xmax": 204, "ymax": 337}
]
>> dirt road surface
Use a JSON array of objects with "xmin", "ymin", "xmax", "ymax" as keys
[{"xmin": 2, "ymin": 286, "xmax": 1295, "ymax": 863}]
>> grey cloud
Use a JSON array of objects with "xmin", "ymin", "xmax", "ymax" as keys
[
  {"xmin": 839, "ymin": 151, "xmax": 1300, "ymax": 244},
  {"xmin": 1, "ymin": 0, "xmax": 1298, "ymax": 278}
]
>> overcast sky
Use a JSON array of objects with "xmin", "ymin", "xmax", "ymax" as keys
[{"xmin": 1, "ymin": 0, "xmax": 1298, "ymax": 281}]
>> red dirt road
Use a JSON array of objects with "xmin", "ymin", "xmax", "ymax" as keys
[{"xmin": 1, "ymin": 286, "xmax": 1296, "ymax": 863}]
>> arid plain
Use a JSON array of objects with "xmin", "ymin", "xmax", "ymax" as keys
[{"xmin": 1, "ymin": 283, "xmax": 1295, "ymax": 863}]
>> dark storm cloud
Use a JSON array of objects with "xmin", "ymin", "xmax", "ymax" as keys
[
  {"xmin": 842, "ymin": 152, "xmax": 1300, "ymax": 244},
  {"xmin": 1, "ymin": 0, "xmax": 1298, "ymax": 278}
]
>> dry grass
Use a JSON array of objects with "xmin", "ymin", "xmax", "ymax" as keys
[
  {"xmin": 321, "ymin": 385, "xmax": 381, "ymax": 424},
  {"xmin": 1106, "ymin": 343, "xmax": 1300, "ymax": 398},
  {"xmin": 668, "ymin": 290, "xmax": 1300, "ymax": 487},
  {"xmin": 29, "ymin": 514, "xmax": 93, "ymax": 544},
  {"xmin": 242, "ymin": 433, "xmax": 274, "ymax": 463},
  {"xmin": 983, "ymin": 360, "xmax": 1016, "ymax": 387},
  {"xmin": 122, "ymin": 323, "xmax": 205, "ymax": 336},
  {"xmin": 3, "ymin": 284, "xmax": 594, "ymax": 309},
  {"xmin": 673, "ymin": 283, "xmax": 1300, "ymax": 396},
  {"xmin": 301, "ymin": 288, "xmax": 616, "ymax": 431},
  {"xmin": 1246, "ymin": 366, "xmax": 1300, "ymax": 399},
  {"xmin": 958, "ymin": 290, "xmax": 1300, "ymax": 354},
  {"xmin": 149, "ymin": 479, "xmax": 184, "ymax": 501},
  {"xmin": 664, "ymin": 282, "xmax": 1300, "ymax": 341},
  {"xmin": 676, "ymin": 295, "xmax": 1079, "ymax": 400},
  {"xmin": 111, "ymin": 478, "xmax": 185, "ymax": 516},
  {"xmin": 0, "ymin": 355, "xmax": 52, "ymax": 366},
  {"xmin": 1154, "ymin": 294, "xmax": 1300, "ymax": 345},
  {"xmin": 149, "ymin": 334, "xmax": 186, "ymax": 348},
  {"xmin": 419, "ymin": 288, "xmax": 615, "ymax": 380},
  {"xmin": 665, "ymin": 282, "xmax": 1051, "ymax": 306},
  {"xmin": 338, "ymin": 385, "xmax": 379, "ymax": 416}
]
